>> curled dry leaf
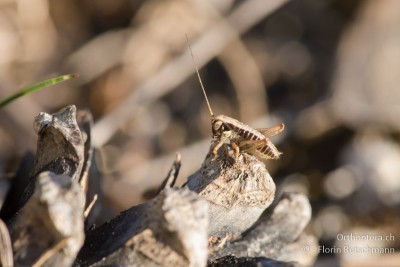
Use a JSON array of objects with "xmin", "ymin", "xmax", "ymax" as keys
[
  {"xmin": 209, "ymin": 192, "xmax": 318, "ymax": 266},
  {"xmin": 10, "ymin": 172, "xmax": 85, "ymax": 267},
  {"xmin": 2, "ymin": 105, "xmax": 90, "ymax": 266},
  {"xmin": 76, "ymin": 187, "xmax": 209, "ymax": 267},
  {"xmin": 16, "ymin": 105, "xmax": 88, "ymax": 212},
  {"xmin": 32, "ymin": 105, "xmax": 84, "ymax": 181}
]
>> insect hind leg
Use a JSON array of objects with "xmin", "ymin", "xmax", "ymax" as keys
[
  {"xmin": 212, "ymin": 140, "xmax": 224, "ymax": 158},
  {"xmin": 211, "ymin": 130, "xmax": 232, "ymax": 159},
  {"xmin": 238, "ymin": 139, "xmax": 281, "ymax": 160},
  {"xmin": 238, "ymin": 139, "xmax": 266, "ymax": 151}
]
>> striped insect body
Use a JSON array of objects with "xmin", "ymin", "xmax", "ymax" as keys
[
  {"xmin": 211, "ymin": 115, "xmax": 284, "ymax": 161},
  {"xmin": 186, "ymin": 35, "xmax": 284, "ymax": 161}
]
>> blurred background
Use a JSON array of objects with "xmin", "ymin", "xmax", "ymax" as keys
[{"xmin": 1, "ymin": 0, "xmax": 400, "ymax": 266}]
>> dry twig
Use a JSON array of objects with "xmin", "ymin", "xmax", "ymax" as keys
[
  {"xmin": 84, "ymin": 194, "xmax": 98, "ymax": 219},
  {"xmin": 0, "ymin": 219, "xmax": 13, "ymax": 267},
  {"xmin": 32, "ymin": 239, "xmax": 68, "ymax": 267}
]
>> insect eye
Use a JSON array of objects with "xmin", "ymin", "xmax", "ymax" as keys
[{"xmin": 213, "ymin": 120, "xmax": 223, "ymax": 131}]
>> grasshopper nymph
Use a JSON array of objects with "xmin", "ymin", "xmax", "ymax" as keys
[{"xmin": 186, "ymin": 36, "xmax": 284, "ymax": 161}]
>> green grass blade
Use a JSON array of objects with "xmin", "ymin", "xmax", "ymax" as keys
[{"xmin": 0, "ymin": 73, "xmax": 79, "ymax": 108}]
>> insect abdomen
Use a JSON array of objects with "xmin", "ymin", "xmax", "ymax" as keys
[
  {"xmin": 225, "ymin": 122, "xmax": 262, "ymax": 141},
  {"xmin": 225, "ymin": 120, "xmax": 281, "ymax": 159},
  {"xmin": 257, "ymin": 141, "xmax": 281, "ymax": 159}
]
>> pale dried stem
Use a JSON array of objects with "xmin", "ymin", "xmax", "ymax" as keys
[
  {"xmin": 32, "ymin": 239, "xmax": 68, "ymax": 267},
  {"xmin": 0, "ymin": 219, "xmax": 13, "ymax": 267},
  {"xmin": 218, "ymin": 41, "xmax": 268, "ymax": 121},
  {"xmin": 84, "ymin": 194, "xmax": 98, "ymax": 219},
  {"xmin": 157, "ymin": 153, "xmax": 182, "ymax": 193},
  {"xmin": 193, "ymin": 0, "xmax": 269, "ymax": 120}
]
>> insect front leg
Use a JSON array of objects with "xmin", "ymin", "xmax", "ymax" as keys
[
  {"xmin": 231, "ymin": 142, "xmax": 240, "ymax": 161},
  {"xmin": 212, "ymin": 130, "xmax": 232, "ymax": 159}
]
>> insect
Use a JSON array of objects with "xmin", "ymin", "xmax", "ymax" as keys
[{"xmin": 186, "ymin": 36, "xmax": 284, "ymax": 161}]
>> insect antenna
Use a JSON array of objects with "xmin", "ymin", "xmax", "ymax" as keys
[{"xmin": 185, "ymin": 34, "xmax": 214, "ymax": 117}]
